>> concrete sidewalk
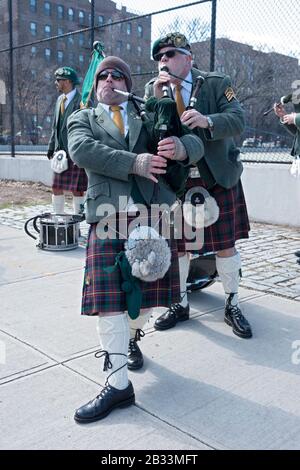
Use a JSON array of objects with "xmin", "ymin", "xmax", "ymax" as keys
[{"xmin": 0, "ymin": 222, "xmax": 300, "ymax": 450}]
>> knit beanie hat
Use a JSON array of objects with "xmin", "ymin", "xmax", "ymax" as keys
[{"xmin": 94, "ymin": 56, "xmax": 132, "ymax": 92}]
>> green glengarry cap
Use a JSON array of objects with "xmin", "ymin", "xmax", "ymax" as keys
[
  {"xmin": 54, "ymin": 66, "xmax": 79, "ymax": 85},
  {"xmin": 152, "ymin": 32, "xmax": 191, "ymax": 60}
]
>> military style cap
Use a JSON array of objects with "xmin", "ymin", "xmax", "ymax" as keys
[
  {"xmin": 152, "ymin": 32, "xmax": 191, "ymax": 60},
  {"xmin": 54, "ymin": 66, "xmax": 79, "ymax": 85}
]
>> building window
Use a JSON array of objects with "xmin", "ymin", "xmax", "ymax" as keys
[
  {"xmin": 68, "ymin": 34, "xmax": 74, "ymax": 46},
  {"xmin": 44, "ymin": 25, "xmax": 51, "ymax": 38},
  {"xmin": 137, "ymin": 25, "xmax": 143, "ymax": 38},
  {"xmin": 79, "ymin": 11, "xmax": 85, "ymax": 25},
  {"xmin": 44, "ymin": 1, "xmax": 51, "ymax": 16},
  {"xmin": 45, "ymin": 48, "xmax": 51, "ymax": 61},
  {"xmin": 79, "ymin": 54, "xmax": 84, "ymax": 64},
  {"xmin": 68, "ymin": 7, "xmax": 74, "ymax": 22},
  {"xmin": 69, "ymin": 52, "xmax": 75, "ymax": 63},
  {"xmin": 45, "ymin": 71, "xmax": 51, "ymax": 80},
  {"xmin": 137, "ymin": 45, "xmax": 142, "ymax": 57},
  {"xmin": 78, "ymin": 33, "xmax": 84, "ymax": 47},
  {"xmin": 126, "ymin": 23, "xmax": 131, "ymax": 35},
  {"xmin": 136, "ymin": 65, "xmax": 141, "ymax": 73},
  {"xmin": 98, "ymin": 15, "xmax": 104, "ymax": 26},
  {"xmin": 57, "ymin": 26, "xmax": 63, "ymax": 36},
  {"xmin": 31, "ymin": 69, "xmax": 37, "ymax": 79},
  {"xmin": 31, "ymin": 46, "xmax": 37, "ymax": 56},
  {"xmin": 126, "ymin": 43, "xmax": 131, "ymax": 52},
  {"xmin": 30, "ymin": 22, "xmax": 37, "ymax": 36},
  {"xmin": 57, "ymin": 5, "xmax": 64, "ymax": 19},
  {"xmin": 29, "ymin": 0, "xmax": 37, "ymax": 13},
  {"xmin": 57, "ymin": 51, "xmax": 63, "ymax": 63},
  {"xmin": 116, "ymin": 40, "xmax": 122, "ymax": 53}
]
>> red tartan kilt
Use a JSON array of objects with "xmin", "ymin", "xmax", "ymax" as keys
[
  {"xmin": 81, "ymin": 217, "xmax": 180, "ymax": 316},
  {"xmin": 52, "ymin": 157, "xmax": 88, "ymax": 192},
  {"xmin": 176, "ymin": 177, "xmax": 250, "ymax": 254}
]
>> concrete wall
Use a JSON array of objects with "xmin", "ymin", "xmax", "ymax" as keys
[{"xmin": 1, "ymin": 155, "xmax": 300, "ymax": 227}]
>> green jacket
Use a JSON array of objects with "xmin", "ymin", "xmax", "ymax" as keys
[
  {"xmin": 281, "ymin": 103, "xmax": 300, "ymax": 156},
  {"xmin": 47, "ymin": 89, "xmax": 81, "ymax": 156},
  {"xmin": 67, "ymin": 102, "xmax": 204, "ymax": 223},
  {"xmin": 144, "ymin": 68, "xmax": 246, "ymax": 189}
]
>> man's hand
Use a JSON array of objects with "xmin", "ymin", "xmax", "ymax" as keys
[
  {"xmin": 47, "ymin": 150, "xmax": 54, "ymax": 160},
  {"xmin": 153, "ymin": 70, "xmax": 172, "ymax": 99},
  {"xmin": 157, "ymin": 136, "xmax": 187, "ymax": 161},
  {"xmin": 282, "ymin": 112, "xmax": 296, "ymax": 125},
  {"xmin": 273, "ymin": 103, "xmax": 286, "ymax": 118},
  {"xmin": 181, "ymin": 109, "xmax": 209, "ymax": 129},
  {"xmin": 131, "ymin": 153, "xmax": 167, "ymax": 183}
]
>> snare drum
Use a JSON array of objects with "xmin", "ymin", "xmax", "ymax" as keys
[{"xmin": 24, "ymin": 213, "xmax": 84, "ymax": 251}]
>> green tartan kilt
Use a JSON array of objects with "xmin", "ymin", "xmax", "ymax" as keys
[{"xmin": 81, "ymin": 222, "xmax": 181, "ymax": 316}]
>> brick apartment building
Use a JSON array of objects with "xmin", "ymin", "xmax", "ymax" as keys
[{"xmin": 0, "ymin": 0, "xmax": 152, "ymax": 142}]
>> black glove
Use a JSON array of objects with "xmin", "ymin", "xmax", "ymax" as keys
[{"xmin": 47, "ymin": 150, "xmax": 54, "ymax": 160}]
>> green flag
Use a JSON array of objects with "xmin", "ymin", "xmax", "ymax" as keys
[{"xmin": 80, "ymin": 41, "xmax": 105, "ymax": 108}]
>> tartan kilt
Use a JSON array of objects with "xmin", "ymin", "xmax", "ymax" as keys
[
  {"xmin": 81, "ymin": 221, "xmax": 181, "ymax": 316},
  {"xmin": 176, "ymin": 177, "xmax": 250, "ymax": 254},
  {"xmin": 52, "ymin": 156, "xmax": 88, "ymax": 192}
]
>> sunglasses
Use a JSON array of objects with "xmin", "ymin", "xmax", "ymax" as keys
[
  {"xmin": 97, "ymin": 70, "xmax": 125, "ymax": 81},
  {"xmin": 153, "ymin": 49, "xmax": 185, "ymax": 61}
]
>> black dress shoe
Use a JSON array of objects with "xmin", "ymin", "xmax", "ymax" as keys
[
  {"xmin": 128, "ymin": 338, "xmax": 144, "ymax": 370},
  {"xmin": 154, "ymin": 304, "xmax": 190, "ymax": 331},
  {"xmin": 74, "ymin": 381, "xmax": 135, "ymax": 423},
  {"xmin": 295, "ymin": 250, "xmax": 300, "ymax": 257},
  {"xmin": 224, "ymin": 294, "xmax": 252, "ymax": 339}
]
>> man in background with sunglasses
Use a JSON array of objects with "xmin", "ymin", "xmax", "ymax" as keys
[
  {"xmin": 47, "ymin": 67, "xmax": 87, "ymax": 215},
  {"xmin": 67, "ymin": 56, "xmax": 204, "ymax": 422},
  {"xmin": 145, "ymin": 32, "xmax": 252, "ymax": 340}
]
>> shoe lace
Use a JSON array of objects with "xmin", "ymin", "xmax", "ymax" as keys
[
  {"xmin": 134, "ymin": 328, "xmax": 145, "ymax": 342},
  {"xmin": 168, "ymin": 303, "xmax": 183, "ymax": 315},
  {"xmin": 94, "ymin": 349, "xmax": 127, "ymax": 387},
  {"xmin": 226, "ymin": 293, "xmax": 243, "ymax": 320}
]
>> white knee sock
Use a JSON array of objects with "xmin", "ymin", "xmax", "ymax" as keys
[
  {"xmin": 178, "ymin": 254, "xmax": 190, "ymax": 307},
  {"xmin": 216, "ymin": 252, "xmax": 241, "ymax": 307},
  {"xmin": 97, "ymin": 313, "xmax": 129, "ymax": 390},
  {"xmin": 52, "ymin": 194, "xmax": 65, "ymax": 214},
  {"xmin": 73, "ymin": 196, "xmax": 85, "ymax": 215},
  {"xmin": 128, "ymin": 309, "xmax": 152, "ymax": 340}
]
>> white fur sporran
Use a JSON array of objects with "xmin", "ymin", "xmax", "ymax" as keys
[
  {"xmin": 51, "ymin": 150, "xmax": 68, "ymax": 174},
  {"xmin": 125, "ymin": 225, "xmax": 171, "ymax": 282},
  {"xmin": 183, "ymin": 186, "xmax": 219, "ymax": 229}
]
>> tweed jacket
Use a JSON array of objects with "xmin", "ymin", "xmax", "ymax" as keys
[
  {"xmin": 144, "ymin": 68, "xmax": 246, "ymax": 189},
  {"xmin": 47, "ymin": 89, "xmax": 81, "ymax": 156},
  {"xmin": 67, "ymin": 102, "xmax": 204, "ymax": 223}
]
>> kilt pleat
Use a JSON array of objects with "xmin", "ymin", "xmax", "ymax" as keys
[
  {"xmin": 176, "ymin": 177, "xmax": 250, "ymax": 253},
  {"xmin": 81, "ymin": 223, "xmax": 180, "ymax": 316},
  {"xmin": 52, "ymin": 157, "xmax": 88, "ymax": 192}
]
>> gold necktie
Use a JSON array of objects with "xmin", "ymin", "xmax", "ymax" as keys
[
  {"xmin": 175, "ymin": 85, "xmax": 185, "ymax": 117},
  {"xmin": 60, "ymin": 95, "xmax": 67, "ymax": 115},
  {"xmin": 110, "ymin": 105, "xmax": 124, "ymax": 135}
]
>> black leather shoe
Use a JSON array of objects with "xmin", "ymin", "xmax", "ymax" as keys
[
  {"xmin": 128, "ymin": 338, "xmax": 144, "ymax": 370},
  {"xmin": 295, "ymin": 250, "xmax": 300, "ymax": 257},
  {"xmin": 154, "ymin": 303, "xmax": 190, "ymax": 331},
  {"xmin": 74, "ymin": 381, "xmax": 135, "ymax": 423},
  {"xmin": 224, "ymin": 294, "xmax": 252, "ymax": 339}
]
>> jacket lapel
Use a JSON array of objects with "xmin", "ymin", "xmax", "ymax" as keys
[
  {"xmin": 127, "ymin": 102, "xmax": 143, "ymax": 151},
  {"xmin": 94, "ymin": 103, "xmax": 127, "ymax": 147}
]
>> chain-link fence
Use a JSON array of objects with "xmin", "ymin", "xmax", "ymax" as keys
[{"xmin": 0, "ymin": 0, "xmax": 299, "ymax": 162}]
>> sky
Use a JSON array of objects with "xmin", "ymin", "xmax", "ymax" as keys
[{"xmin": 115, "ymin": 0, "xmax": 300, "ymax": 61}]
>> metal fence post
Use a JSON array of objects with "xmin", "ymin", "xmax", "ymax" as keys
[
  {"xmin": 8, "ymin": 0, "xmax": 15, "ymax": 157},
  {"xmin": 210, "ymin": 0, "xmax": 217, "ymax": 72}
]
